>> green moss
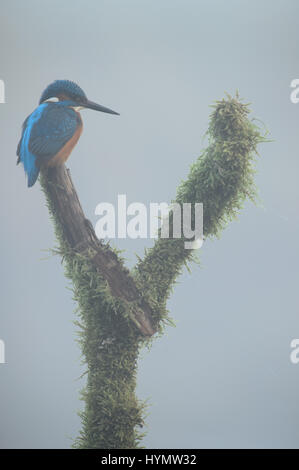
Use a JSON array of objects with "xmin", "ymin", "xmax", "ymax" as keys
[
  {"xmin": 39, "ymin": 93, "xmax": 267, "ymax": 448},
  {"xmin": 133, "ymin": 94, "xmax": 267, "ymax": 322},
  {"xmin": 40, "ymin": 173, "xmax": 146, "ymax": 449}
]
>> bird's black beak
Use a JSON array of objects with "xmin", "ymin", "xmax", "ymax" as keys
[{"xmin": 83, "ymin": 99, "xmax": 119, "ymax": 115}]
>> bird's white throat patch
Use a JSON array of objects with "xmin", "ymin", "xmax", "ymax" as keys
[{"xmin": 71, "ymin": 106, "xmax": 84, "ymax": 111}]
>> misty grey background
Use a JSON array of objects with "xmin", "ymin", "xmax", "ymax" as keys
[{"xmin": 0, "ymin": 0, "xmax": 298, "ymax": 449}]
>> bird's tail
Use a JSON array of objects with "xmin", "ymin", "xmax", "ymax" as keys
[
  {"xmin": 17, "ymin": 148, "xmax": 40, "ymax": 187},
  {"xmin": 27, "ymin": 165, "xmax": 40, "ymax": 187}
]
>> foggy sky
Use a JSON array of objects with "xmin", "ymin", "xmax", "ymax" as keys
[{"xmin": 0, "ymin": 0, "xmax": 298, "ymax": 448}]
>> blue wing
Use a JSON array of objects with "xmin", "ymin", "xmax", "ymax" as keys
[{"xmin": 17, "ymin": 102, "xmax": 79, "ymax": 187}]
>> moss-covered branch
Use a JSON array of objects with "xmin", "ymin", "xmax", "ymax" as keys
[
  {"xmin": 40, "ymin": 165, "xmax": 156, "ymax": 336},
  {"xmin": 133, "ymin": 94, "xmax": 267, "ymax": 325},
  {"xmin": 40, "ymin": 170, "xmax": 147, "ymax": 449},
  {"xmin": 39, "ymin": 93, "xmax": 266, "ymax": 448}
]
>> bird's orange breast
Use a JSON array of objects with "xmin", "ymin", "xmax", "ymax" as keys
[{"xmin": 47, "ymin": 115, "xmax": 83, "ymax": 167}]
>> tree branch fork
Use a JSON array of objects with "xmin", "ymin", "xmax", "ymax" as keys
[{"xmin": 41, "ymin": 164, "xmax": 157, "ymax": 337}]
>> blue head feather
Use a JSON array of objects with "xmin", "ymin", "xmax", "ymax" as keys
[{"xmin": 39, "ymin": 80, "xmax": 87, "ymax": 104}]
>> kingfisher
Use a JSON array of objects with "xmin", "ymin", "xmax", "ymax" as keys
[{"xmin": 17, "ymin": 80, "xmax": 119, "ymax": 187}]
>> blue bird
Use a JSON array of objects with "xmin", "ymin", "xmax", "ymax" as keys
[{"xmin": 17, "ymin": 80, "xmax": 119, "ymax": 187}]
